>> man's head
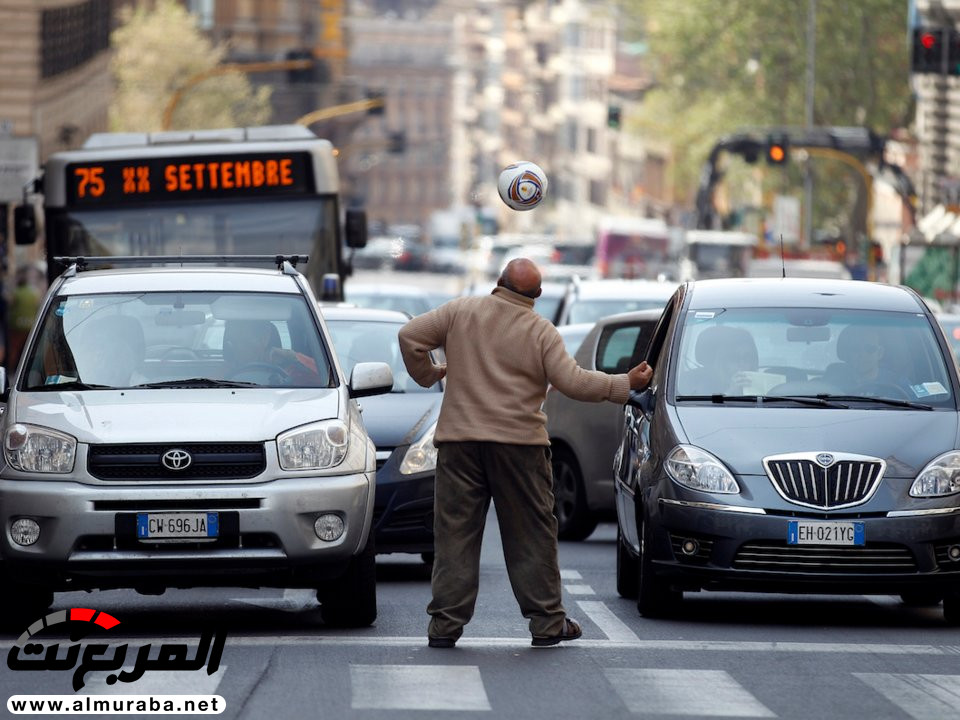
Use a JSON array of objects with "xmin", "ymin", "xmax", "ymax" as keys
[{"xmin": 497, "ymin": 258, "xmax": 542, "ymax": 299}]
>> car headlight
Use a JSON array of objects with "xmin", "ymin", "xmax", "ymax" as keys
[
  {"xmin": 911, "ymin": 451, "xmax": 960, "ymax": 497},
  {"xmin": 399, "ymin": 422, "xmax": 437, "ymax": 475},
  {"xmin": 277, "ymin": 420, "xmax": 349, "ymax": 470},
  {"xmin": 665, "ymin": 445, "xmax": 740, "ymax": 494},
  {"xmin": 4, "ymin": 423, "xmax": 76, "ymax": 474}
]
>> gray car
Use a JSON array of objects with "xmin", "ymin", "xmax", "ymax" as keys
[
  {"xmin": 616, "ymin": 278, "xmax": 960, "ymax": 622},
  {"xmin": 0, "ymin": 258, "xmax": 393, "ymax": 627},
  {"xmin": 545, "ymin": 309, "xmax": 662, "ymax": 539}
]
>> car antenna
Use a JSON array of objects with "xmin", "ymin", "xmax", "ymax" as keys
[{"xmin": 780, "ymin": 234, "xmax": 786, "ymax": 278}]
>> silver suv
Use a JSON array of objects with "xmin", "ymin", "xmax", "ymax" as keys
[{"xmin": 0, "ymin": 257, "xmax": 392, "ymax": 627}]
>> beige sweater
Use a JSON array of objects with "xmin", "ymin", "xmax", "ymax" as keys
[{"xmin": 398, "ymin": 287, "xmax": 632, "ymax": 445}]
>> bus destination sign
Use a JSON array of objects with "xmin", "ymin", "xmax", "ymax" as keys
[{"xmin": 65, "ymin": 152, "xmax": 316, "ymax": 206}]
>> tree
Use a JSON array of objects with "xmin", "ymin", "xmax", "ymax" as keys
[
  {"xmin": 109, "ymin": 0, "xmax": 272, "ymax": 132},
  {"xmin": 631, "ymin": 0, "xmax": 912, "ymax": 214}
]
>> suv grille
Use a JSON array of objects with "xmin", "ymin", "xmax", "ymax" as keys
[
  {"xmin": 734, "ymin": 541, "xmax": 916, "ymax": 573},
  {"xmin": 88, "ymin": 443, "xmax": 266, "ymax": 481},
  {"xmin": 763, "ymin": 453, "xmax": 884, "ymax": 510}
]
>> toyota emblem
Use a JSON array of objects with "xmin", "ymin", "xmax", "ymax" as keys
[
  {"xmin": 815, "ymin": 453, "xmax": 835, "ymax": 467},
  {"xmin": 161, "ymin": 449, "xmax": 192, "ymax": 471}
]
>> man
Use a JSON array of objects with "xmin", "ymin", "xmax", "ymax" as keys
[{"xmin": 398, "ymin": 258, "xmax": 653, "ymax": 648}]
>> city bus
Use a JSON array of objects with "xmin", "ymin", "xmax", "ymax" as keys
[
  {"xmin": 594, "ymin": 216, "xmax": 677, "ymax": 280},
  {"xmin": 678, "ymin": 229, "xmax": 758, "ymax": 280},
  {"xmin": 15, "ymin": 125, "xmax": 366, "ymax": 298}
]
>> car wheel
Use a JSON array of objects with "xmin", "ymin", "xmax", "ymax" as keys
[
  {"xmin": 616, "ymin": 527, "xmax": 639, "ymax": 599},
  {"xmin": 318, "ymin": 533, "xmax": 377, "ymax": 628},
  {"xmin": 900, "ymin": 590, "xmax": 942, "ymax": 607},
  {"xmin": 943, "ymin": 592, "xmax": 960, "ymax": 626},
  {"xmin": 552, "ymin": 449, "xmax": 597, "ymax": 541},
  {"xmin": 637, "ymin": 518, "xmax": 680, "ymax": 618}
]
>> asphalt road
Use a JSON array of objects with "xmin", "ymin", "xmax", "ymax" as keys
[{"xmin": 2, "ymin": 511, "xmax": 960, "ymax": 719}]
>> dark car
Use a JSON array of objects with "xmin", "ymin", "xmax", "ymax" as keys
[
  {"xmin": 322, "ymin": 306, "xmax": 440, "ymax": 561},
  {"xmin": 615, "ymin": 278, "xmax": 960, "ymax": 622}
]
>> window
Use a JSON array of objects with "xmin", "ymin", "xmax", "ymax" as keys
[{"xmin": 41, "ymin": 0, "xmax": 111, "ymax": 78}]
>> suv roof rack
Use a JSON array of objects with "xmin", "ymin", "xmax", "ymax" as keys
[{"xmin": 54, "ymin": 255, "xmax": 309, "ymax": 275}]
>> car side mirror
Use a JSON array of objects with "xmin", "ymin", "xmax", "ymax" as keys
[
  {"xmin": 349, "ymin": 361, "xmax": 393, "ymax": 398},
  {"xmin": 345, "ymin": 209, "xmax": 368, "ymax": 249},
  {"xmin": 626, "ymin": 387, "xmax": 654, "ymax": 416}
]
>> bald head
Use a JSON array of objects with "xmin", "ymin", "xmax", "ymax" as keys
[{"xmin": 498, "ymin": 258, "xmax": 542, "ymax": 299}]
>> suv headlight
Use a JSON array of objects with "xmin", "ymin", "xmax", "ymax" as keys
[
  {"xmin": 665, "ymin": 445, "xmax": 740, "ymax": 494},
  {"xmin": 277, "ymin": 420, "xmax": 349, "ymax": 470},
  {"xmin": 4, "ymin": 424, "xmax": 76, "ymax": 474},
  {"xmin": 399, "ymin": 422, "xmax": 437, "ymax": 475},
  {"xmin": 911, "ymin": 451, "xmax": 960, "ymax": 497}
]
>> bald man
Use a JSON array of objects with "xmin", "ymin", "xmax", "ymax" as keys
[{"xmin": 399, "ymin": 258, "xmax": 652, "ymax": 648}]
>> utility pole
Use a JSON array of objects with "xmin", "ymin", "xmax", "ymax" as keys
[{"xmin": 803, "ymin": 0, "xmax": 816, "ymax": 251}]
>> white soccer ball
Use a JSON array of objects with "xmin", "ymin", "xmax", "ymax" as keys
[{"xmin": 497, "ymin": 161, "xmax": 548, "ymax": 211}]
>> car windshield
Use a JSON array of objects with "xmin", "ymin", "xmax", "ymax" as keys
[
  {"xmin": 568, "ymin": 298, "xmax": 669, "ymax": 325},
  {"xmin": 325, "ymin": 319, "xmax": 440, "ymax": 393},
  {"xmin": 22, "ymin": 291, "xmax": 334, "ymax": 390},
  {"xmin": 674, "ymin": 307, "xmax": 954, "ymax": 407}
]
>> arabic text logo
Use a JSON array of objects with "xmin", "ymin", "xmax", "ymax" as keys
[
  {"xmin": 161, "ymin": 449, "xmax": 192, "ymax": 471},
  {"xmin": 7, "ymin": 608, "xmax": 225, "ymax": 691}
]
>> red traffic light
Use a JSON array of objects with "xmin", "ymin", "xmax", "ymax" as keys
[
  {"xmin": 768, "ymin": 145, "xmax": 786, "ymax": 163},
  {"xmin": 921, "ymin": 31, "xmax": 937, "ymax": 50}
]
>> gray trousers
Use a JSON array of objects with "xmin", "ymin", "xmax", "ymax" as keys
[{"xmin": 427, "ymin": 441, "xmax": 567, "ymax": 639}]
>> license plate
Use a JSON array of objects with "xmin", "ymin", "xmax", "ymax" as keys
[
  {"xmin": 137, "ymin": 512, "xmax": 219, "ymax": 540},
  {"xmin": 788, "ymin": 520, "xmax": 864, "ymax": 546}
]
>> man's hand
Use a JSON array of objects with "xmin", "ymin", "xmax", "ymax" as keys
[{"xmin": 627, "ymin": 361, "xmax": 653, "ymax": 390}]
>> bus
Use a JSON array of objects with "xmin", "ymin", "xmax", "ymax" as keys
[
  {"xmin": 594, "ymin": 216, "xmax": 676, "ymax": 280},
  {"xmin": 678, "ymin": 229, "xmax": 758, "ymax": 280},
  {"xmin": 15, "ymin": 125, "xmax": 366, "ymax": 298}
]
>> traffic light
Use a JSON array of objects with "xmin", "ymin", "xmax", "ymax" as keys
[
  {"xmin": 765, "ymin": 135, "xmax": 789, "ymax": 165},
  {"xmin": 911, "ymin": 27, "xmax": 960, "ymax": 75}
]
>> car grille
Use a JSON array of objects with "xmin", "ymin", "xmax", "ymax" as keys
[
  {"xmin": 88, "ymin": 443, "xmax": 266, "ymax": 481},
  {"xmin": 764, "ymin": 453, "xmax": 884, "ymax": 510},
  {"xmin": 733, "ymin": 541, "xmax": 917, "ymax": 573}
]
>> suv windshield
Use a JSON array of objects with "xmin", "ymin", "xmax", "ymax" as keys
[
  {"xmin": 22, "ymin": 291, "xmax": 334, "ymax": 390},
  {"xmin": 674, "ymin": 308, "xmax": 954, "ymax": 407}
]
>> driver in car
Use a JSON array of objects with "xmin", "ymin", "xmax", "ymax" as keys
[{"xmin": 222, "ymin": 319, "xmax": 319, "ymax": 384}]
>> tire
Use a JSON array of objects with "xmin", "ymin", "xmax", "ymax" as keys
[
  {"xmin": 616, "ymin": 527, "xmax": 639, "ymax": 599},
  {"xmin": 637, "ymin": 518, "xmax": 681, "ymax": 618},
  {"xmin": 900, "ymin": 590, "xmax": 942, "ymax": 607},
  {"xmin": 944, "ymin": 592, "xmax": 960, "ymax": 626},
  {"xmin": 318, "ymin": 533, "xmax": 377, "ymax": 627},
  {"xmin": 552, "ymin": 449, "xmax": 598, "ymax": 541}
]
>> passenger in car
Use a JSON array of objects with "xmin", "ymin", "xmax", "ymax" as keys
[{"xmin": 681, "ymin": 325, "xmax": 759, "ymax": 396}]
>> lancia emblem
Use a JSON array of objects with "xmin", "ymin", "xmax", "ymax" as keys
[
  {"xmin": 815, "ymin": 453, "xmax": 835, "ymax": 467},
  {"xmin": 161, "ymin": 449, "xmax": 192, "ymax": 471}
]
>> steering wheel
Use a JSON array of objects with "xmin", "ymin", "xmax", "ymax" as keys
[
  {"xmin": 228, "ymin": 362, "xmax": 292, "ymax": 385},
  {"xmin": 853, "ymin": 380, "xmax": 911, "ymax": 400}
]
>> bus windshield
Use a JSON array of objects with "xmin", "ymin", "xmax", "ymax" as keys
[{"xmin": 51, "ymin": 197, "xmax": 338, "ymax": 258}]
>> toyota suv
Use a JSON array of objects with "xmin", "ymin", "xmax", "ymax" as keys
[{"xmin": 0, "ymin": 256, "xmax": 392, "ymax": 627}]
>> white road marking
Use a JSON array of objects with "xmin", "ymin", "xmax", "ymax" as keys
[
  {"xmin": 577, "ymin": 600, "xmax": 640, "ymax": 643},
  {"xmin": 564, "ymin": 584, "xmax": 595, "ymax": 595},
  {"xmin": 559, "ymin": 569, "xmax": 582, "ymax": 580},
  {"xmin": 350, "ymin": 665, "xmax": 490, "ymax": 711},
  {"xmin": 605, "ymin": 668, "xmax": 775, "ymax": 717},
  {"xmin": 856, "ymin": 673, "xmax": 960, "ymax": 720}
]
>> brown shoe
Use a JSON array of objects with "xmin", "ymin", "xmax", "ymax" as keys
[{"xmin": 531, "ymin": 618, "xmax": 582, "ymax": 647}]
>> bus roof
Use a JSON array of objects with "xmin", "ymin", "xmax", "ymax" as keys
[
  {"xmin": 684, "ymin": 229, "xmax": 758, "ymax": 246},
  {"xmin": 596, "ymin": 215, "xmax": 669, "ymax": 236},
  {"xmin": 82, "ymin": 125, "xmax": 317, "ymax": 150}
]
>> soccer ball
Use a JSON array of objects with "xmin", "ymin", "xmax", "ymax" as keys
[{"xmin": 497, "ymin": 161, "xmax": 548, "ymax": 211}]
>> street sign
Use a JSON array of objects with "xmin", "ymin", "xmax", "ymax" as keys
[
  {"xmin": 772, "ymin": 195, "xmax": 801, "ymax": 244},
  {"xmin": 0, "ymin": 137, "xmax": 38, "ymax": 202}
]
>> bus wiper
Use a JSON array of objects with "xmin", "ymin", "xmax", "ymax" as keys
[
  {"xmin": 817, "ymin": 394, "xmax": 934, "ymax": 411},
  {"xmin": 131, "ymin": 378, "xmax": 259, "ymax": 389},
  {"xmin": 675, "ymin": 394, "xmax": 847, "ymax": 408},
  {"xmin": 31, "ymin": 380, "xmax": 112, "ymax": 391}
]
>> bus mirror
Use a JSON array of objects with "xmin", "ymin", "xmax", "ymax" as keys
[
  {"xmin": 345, "ymin": 209, "xmax": 368, "ymax": 249},
  {"xmin": 13, "ymin": 205, "xmax": 37, "ymax": 245}
]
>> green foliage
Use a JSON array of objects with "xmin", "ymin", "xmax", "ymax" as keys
[
  {"xmin": 631, "ymin": 0, "xmax": 912, "ymax": 207},
  {"xmin": 109, "ymin": 0, "xmax": 272, "ymax": 132},
  {"xmin": 905, "ymin": 246, "xmax": 957, "ymax": 299}
]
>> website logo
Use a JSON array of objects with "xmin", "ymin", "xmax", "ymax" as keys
[{"xmin": 7, "ymin": 608, "xmax": 225, "ymax": 691}]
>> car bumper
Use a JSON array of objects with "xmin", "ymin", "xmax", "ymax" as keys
[
  {"xmin": 372, "ymin": 452, "xmax": 434, "ymax": 554},
  {"xmin": 0, "ymin": 472, "xmax": 374, "ymax": 589},
  {"xmin": 650, "ymin": 498, "xmax": 960, "ymax": 594}
]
